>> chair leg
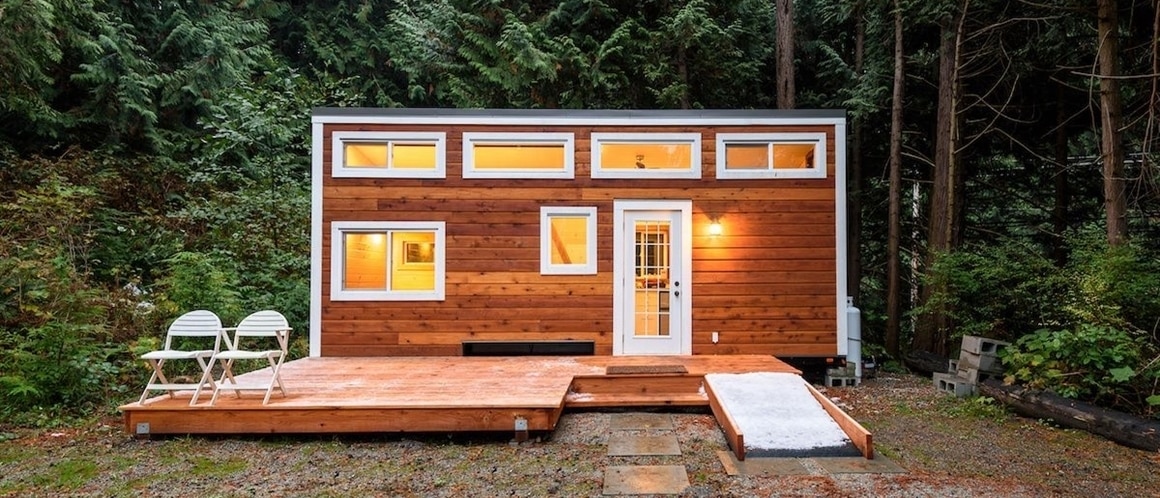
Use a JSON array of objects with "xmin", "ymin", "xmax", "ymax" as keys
[
  {"xmin": 189, "ymin": 356, "xmax": 216, "ymax": 406},
  {"xmin": 210, "ymin": 359, "xmax": 241, "ymax": 406},
  {"xmin": 138, "ymin": 360, "xmax": 163, "ymax": 405},
  {"xmin": 262, "ymin": 356, "xmax": 286, "ymax": 405}
]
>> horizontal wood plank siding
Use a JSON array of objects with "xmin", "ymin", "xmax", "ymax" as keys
[{"xmin": 320, "ymin": 122, "xmax": 839, "ymax": 357}]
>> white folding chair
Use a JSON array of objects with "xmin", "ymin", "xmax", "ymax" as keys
[
  {"xmin": 138, "ymin": 310, "xmax": 224, "ymax": 406},
  {"xmin": 210, "ymin": 310, "xmax": 292, "ymax": 405}
]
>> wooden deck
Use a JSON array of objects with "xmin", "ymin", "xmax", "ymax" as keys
[{"xmin": 120, "ymin": 355, "xmax": 799, "ymax": 436}]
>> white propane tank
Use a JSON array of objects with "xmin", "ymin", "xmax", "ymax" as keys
[{"xmin": 846, "ymin": 296, "xmax": 862, "ymax": 383}]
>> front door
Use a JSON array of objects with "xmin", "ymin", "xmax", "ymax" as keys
[{"xmin": 614, "ymin": 201, "xmax": 692, "ymax": 355}]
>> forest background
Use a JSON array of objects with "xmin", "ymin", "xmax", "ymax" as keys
[{"xmin": 1, "ymin": 0, "xmax": 1158, "ymax": 426}]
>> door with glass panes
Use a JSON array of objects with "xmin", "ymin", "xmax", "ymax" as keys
[{"xmin": 615, "ymin": 202, "xmax": 690, "ymax": 355}]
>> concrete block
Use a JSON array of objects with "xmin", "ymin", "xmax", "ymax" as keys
[
  {"xmin": 826, "ymin": 375, "xmax": 858, "ymax": 387},
  {"xmin": 827, "ymin": 366, "xmax": 853, "ymax": 377},
  {"xmin": 960, "ymin": 335, "xmax": 1010, "ymax": 355},
  {"xmin": 947, "ymin": 359, "xmax": 959, "ymax": 374},
  {"xmin": 956, "ymin": 366, "xmax": 1002, "ymax": 385},
  {"xmin": 958, "ymin": 350, "xmax": 1003, "ymax": 373},
  {"xmin": 933, "ymin": 372, "xmax": 975, "ymax": 397}
]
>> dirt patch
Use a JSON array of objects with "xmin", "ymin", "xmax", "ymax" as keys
[{"xmin": 1, "ymin": 373, "xmax": 1157, "ymax": 497}]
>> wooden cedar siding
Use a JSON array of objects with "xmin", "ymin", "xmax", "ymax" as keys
[{"xmin": 320, "ymin": 123, "xmax": 838, "ymax": 357}]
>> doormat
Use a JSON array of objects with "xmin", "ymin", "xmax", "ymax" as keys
[{"xmin": 606, "ymin": 365, "xmax": 688, "ymax": 375}]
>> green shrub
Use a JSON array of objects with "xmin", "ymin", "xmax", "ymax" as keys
[
  {"xmin": 1002, "ymin": 325, "xmax": 1160, "ymax": 416},
  {"xmin": 916, "ymin": 239, "xmax": 1069, "ymax": 342}
]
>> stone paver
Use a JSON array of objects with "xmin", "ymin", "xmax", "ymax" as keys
[
  {"xmin": 815, "ymin": 456, "xmax": 906, "ymax": 474},
  {"xmin": 602, "ymin": 465, "xmax": 689, "ymax": 495},
  {"xmin": 607, "ymin": 434, "xmax": 682, "ymax": 456},
  {"xmin": 609, "ymin": 413, "xmax": 673, "ymax": 430},
  {"xmin": 716, "ymin": 451, "xmax": 810, "ymax": 476}
]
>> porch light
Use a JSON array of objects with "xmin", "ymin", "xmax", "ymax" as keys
[{"xmin": 708, "ymin": 218, "xmax": 723, "ymax": 237}]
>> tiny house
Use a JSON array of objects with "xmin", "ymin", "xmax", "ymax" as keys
[{"xmin": 309, "ymin": 109, "xmax": 849, "ymax": 361}]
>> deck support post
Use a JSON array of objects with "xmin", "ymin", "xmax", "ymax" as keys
[{"xmin": 514, "ymin": 416, "xmax": 529, "ymax": 442}]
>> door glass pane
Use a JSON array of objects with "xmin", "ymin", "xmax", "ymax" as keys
[{"xmin": 633, "ymin": 221, "xmax": 671, "ymax": 337}]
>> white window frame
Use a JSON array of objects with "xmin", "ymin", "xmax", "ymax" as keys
[
  {"xmin": 330, "ymin": 221, "xmax": 446, "ymax": 301},
  {"xmin": 715, "ymin": 132, "xmax": 827, "ymax": 179},
  {"xmin": 590, "ymin": 133, "xmax": 703, "ymax": 179},
  {"xmin": 331, "ymin": 131, "xmax": 447, "ymax": 178},
  {"xmin": 540, "ymin": 207, "xmax": 598, "ymax": 275},
  {"xmin": 463, "ymin": 132, "xmax": 575, "ymax": 179}
]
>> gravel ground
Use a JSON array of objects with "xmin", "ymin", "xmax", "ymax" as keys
[{"xmin": 1, "ymin": 373, "xmax": 1158, "ymax": 497}]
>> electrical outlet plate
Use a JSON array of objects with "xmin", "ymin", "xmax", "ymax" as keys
[
  {"xmin": 514, "ymin": 417, "xmax": 528, "ymax": 431},
  {"xmin": 135, "ymin": 422, "xmax": 150, "ymax": 435},
  {"xmin": 711, "ymin": 331, "xmax": 719, "ymax": 344}
]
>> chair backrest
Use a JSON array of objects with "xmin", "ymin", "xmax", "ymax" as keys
[
  {"xmin": 235, "ymin": 310, "xmax": 291, "ymax": 339},
  {"xmin": 167, "ymin": 310, "xmax": 224, "ymax": 337},
  {"xmin": 163, "ymin": 310, "xmax": 223, "ymax": 349}
]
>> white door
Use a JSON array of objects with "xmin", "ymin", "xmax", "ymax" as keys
[{"xmin": 614, "ymin": 201, "xmax": 692, "ymax": 355}]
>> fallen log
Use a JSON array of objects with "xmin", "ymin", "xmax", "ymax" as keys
[
  {"xmin": 904, "ymin": 350, "xmax": 949, "ymax": 376},
  {"xmin": 978, "ymin": 378, "xmax": 1160, "ymax": 452}
]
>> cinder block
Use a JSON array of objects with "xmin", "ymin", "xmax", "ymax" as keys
[
  {"xmin": 956, "ymin": 366, "xmax": 1001, "ymax": 385},
  {"xmin": 933, "ymin": 372, "xmax": 975, "ymax": 397},
  {"xmin": 958, "ymin": 350, "xmax": 1003, "ymax": 373},
  {"xmin": 827, "ymin": 366, "xmax": 853, "ymax": 377},
  {"xmin": 960, "ymin": 335, "xmax": 1010, "ymax": 355},
  {"xmin": 947, "ymin": 359, "xmax": 959, "ymax": 374},
  {"xmin": 826, "ymin": 375, "xmax": 858, "ymax": 387}
]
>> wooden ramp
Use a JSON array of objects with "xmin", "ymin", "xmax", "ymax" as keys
[
  {"xmin": 705, "ymin": 372, "xmax": 873, "ymax": 460},
  {"xmin": 120, "ymin": 355, "xmax": 798, "ymax": 436}
]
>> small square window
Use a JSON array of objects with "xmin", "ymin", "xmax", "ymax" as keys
[
  {"xmin": 590, "ymin": 133, "xmax": 702, "ymax": 179},
  {"xmin": 332, "ymin": 131, "xmax": 446, "ymax": 178},
  {"xmin": 331, "ymin": 221, "xmax": 445, "ymax": 301},
  {"xmin": 716, "ymin": 133, "xmax": 827, "ymax": 179},
  {"xmin": 540, "ymin": 207, "xmax": 597, "ymax": 275},
  {"xmin": 464, "ymin": 133, "xmax": 575, "ymax": 179}
]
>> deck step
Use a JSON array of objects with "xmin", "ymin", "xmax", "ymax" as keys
[
  {"xmin": 566, "ymin": 374, "xmax": 707, "ymax": 408},
  {"xmin": 565, "ymin": 392, "xmax": 708, "ymax": 408}
]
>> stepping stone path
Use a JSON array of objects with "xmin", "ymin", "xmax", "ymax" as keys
[
  {"xmin": 598, "ymin": 411, "xmax": 906, "ymax": 495},
  {"xmin": 602, "ymin": 413, "xmax": 689, "ymax": 495}
]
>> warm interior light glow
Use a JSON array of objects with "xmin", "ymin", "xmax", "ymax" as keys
[
  {"xmin": 392, "ymin": 143, "xmax": 437, "ymax": 169},
  {"xmin": 474, "ymin": 143, "xmax": 566, "ymax": 170},
  {"xmin": 549, "ymin": 216, "xmax": 588, "ymax": 265},
  {"xmin": 601, "ymin": 143, "xmax": 693, "ymax": 170},
  {"xmin": 708, "ymin": 221, "xmax": 723, "ymax": 237},
  {"xmin": 772, "ymin": 143, "xmax": 815, "ymax": 169}
]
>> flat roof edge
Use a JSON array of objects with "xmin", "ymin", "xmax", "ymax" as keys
[{"xmin": 311, "ymin": 107, "xmax": 846, "ymax": 122}]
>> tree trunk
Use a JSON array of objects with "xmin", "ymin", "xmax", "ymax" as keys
[
  {"xmin": 1053, "ymin": 82, "xmax": 1070, "ymax": 266},
  {"xmin": 775, "ymin": 0, "xmax": 795, "ymax": 109},
  {"xmin": 886, "ymin": 0, "xmax": 904, "ymax": 358},
  {"xmin": 979, "ymin": 379, "xmax": 1160, "ymax": 452},
  {"xmin": 914, "ymin": 9, "xmax": 964, "ymax": 356},
  {"xmin": 848, "ymin": 0, "xmax": 865, "ymax": 317},
  {"xmin": 1098, "ymin": 0, "xmax": 1127, "ymax": 246}
]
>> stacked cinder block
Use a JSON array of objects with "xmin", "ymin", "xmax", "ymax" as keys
[
  {"xmin": 933, "ymin": 335, "xmax": 1010, "ymax": 397},
  {"xmin": 825, "ymin": 364, "xmax": 858, "ymax": 387}
]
